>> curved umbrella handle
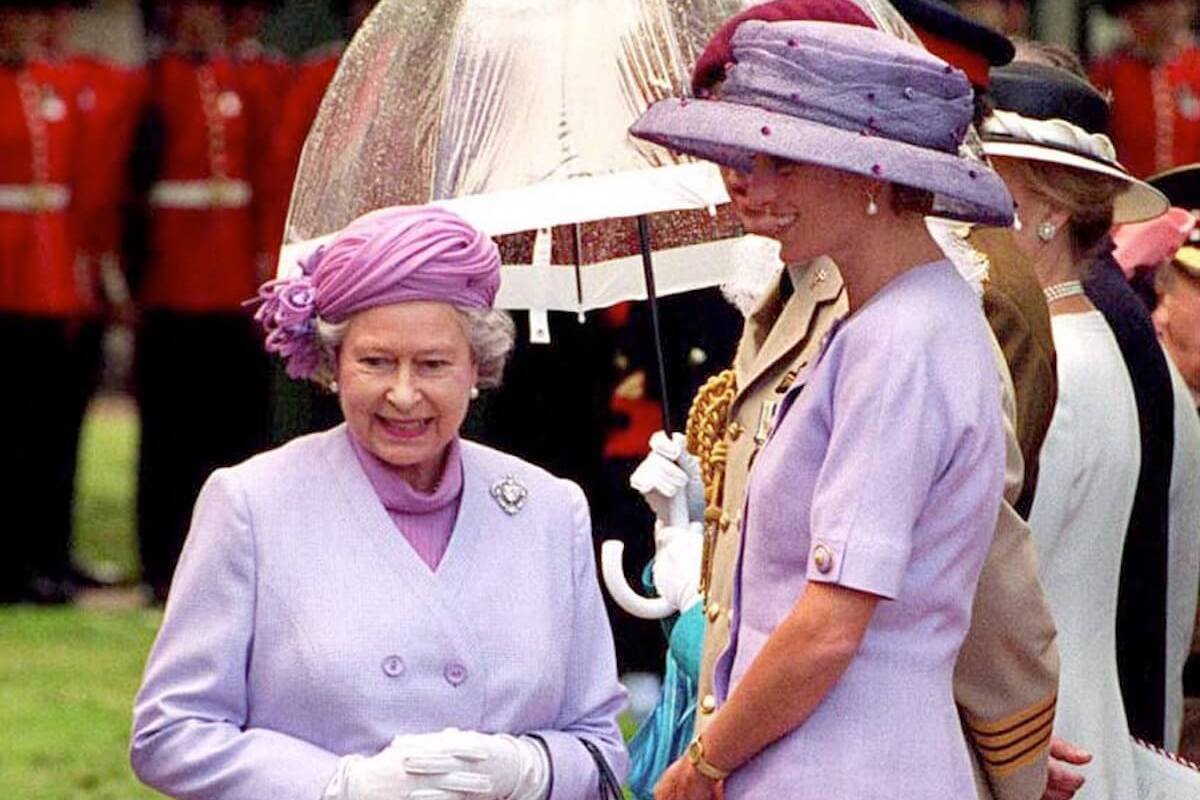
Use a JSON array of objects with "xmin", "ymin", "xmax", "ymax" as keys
[{"xmin": 600, "ymin": 540, "xmax": 674, "ymax": 620}]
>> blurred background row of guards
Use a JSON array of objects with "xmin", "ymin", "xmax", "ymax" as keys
[{"xmin": 4, "ymin": 0, "xmax": 1200, "ymax": 681}]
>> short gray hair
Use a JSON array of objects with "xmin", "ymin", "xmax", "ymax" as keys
[
  {"xmin": 314, "ymin": 306, "xmax": 516, "ymax": 389},
  {"xmin": 456, "ymin": 307, "xmax": 516, "ymax": 388}
]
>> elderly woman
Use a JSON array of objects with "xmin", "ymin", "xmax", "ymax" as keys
[
  {"xmin": 630, "ymin": 18, "xmax": 1009, "ymax": 800},
  {"xmin": 130, "ymin": 205, "xmax": 628, "ymax": 800},
  {"xmin": 979, "ymin": 55, "xmax": 1168, "ymax": 797}
]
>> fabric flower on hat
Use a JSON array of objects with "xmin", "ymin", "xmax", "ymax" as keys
[{"xmin": 252, "ymin": 245, "xmax": 326, "ymax": 379}]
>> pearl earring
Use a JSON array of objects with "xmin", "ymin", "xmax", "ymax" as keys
[
  {"xmin": 1012, "ymin": 210, "xmax": 1023, "ymax": 232},
  {"xmin": 469, "ymin": 386, "xmax": 480, "ymax": 400},
  {"xmin": 1037, "ymin": 221, "xmax": 1057, "ymax": 242},
  {"xmin": 865, "ymin": 191, "xmax": 879, "ymax": 217},
  {"xmin": 328, "ymin": 379, "xmax": 339, "ymax": 393}
]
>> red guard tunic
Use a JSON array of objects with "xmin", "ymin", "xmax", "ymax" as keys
[
  {"xmin": 140, "ymin": 52, "xmax": 261, "ymax": 312},
  {"xmin": 1091, "ymin": 43, "xmax": 1200, "ymax": 178},
  {"xmin": 0, "ymin": 60, "xmax": 87, "ymax": 317}
]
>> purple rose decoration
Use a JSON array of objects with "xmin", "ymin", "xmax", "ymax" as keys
[{"xmin": 250, "ymin": 259, "xmax": 323, "ymax": 380}]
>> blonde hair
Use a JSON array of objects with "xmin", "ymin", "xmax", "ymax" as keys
[{"xmin": 1005, "ymin": 158, "xmax": 1124, "ymax": 260}]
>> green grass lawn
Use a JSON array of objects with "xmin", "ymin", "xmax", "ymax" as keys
[
  {"xmin": 0, "ymin": 607, "xmax": 162, "ymax": 799},
  {"xmin": 0, "ymin": 396, "xmax": 162, "ymax": 799},
  {"xmin": 72, "ymin": 397, "xmax": 142, "ymax": 582}
]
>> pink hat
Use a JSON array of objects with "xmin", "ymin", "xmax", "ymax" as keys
[
  {"xmin": 1112, "ymin": 207, "xmax": 1198, "ymax": 278},
  {"xmin": 252, "ymin": 204, "xmax": 500, "ymax": 380}
]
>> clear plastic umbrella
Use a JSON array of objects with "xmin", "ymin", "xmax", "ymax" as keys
[{"xmin": 279, "ymin": 0, "xmax": 748, "ymax": 318}]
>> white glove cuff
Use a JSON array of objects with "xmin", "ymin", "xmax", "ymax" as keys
[
  {"xmin": 321, "ymin": 754, "xmax": 364, "ymax": 800},
  {"xmin": 511, "ymin": 735, "xmax": 551, "ymax": 800}
]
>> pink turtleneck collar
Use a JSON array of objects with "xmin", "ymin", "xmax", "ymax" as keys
[{"xmin": 347, "ymin": 429, "xmax": 464, "ymax": 569}]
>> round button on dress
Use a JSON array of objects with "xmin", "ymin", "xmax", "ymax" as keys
[
  {"xmin": 444, "ymin": 663, "xmax": 468, "ymax": 686},
  {"xmin": 381, "ymin": 655, "xmax": 405, "ymax": 678}
]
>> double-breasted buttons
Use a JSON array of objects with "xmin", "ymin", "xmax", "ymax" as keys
[
  {"xmin": 700, "ymin": 694, "xmax": 717, "ymax": 714},
  {"xmin": 706, "ymin": 601, "xmax": 721, "ymax": 622},
  {"xmin": 812, "ymin": 544, "xmax": 834, "ymax": 574},
  {"xmin": 728, "ymin": 421, "xmax": 744, "ymax": 441},
  {"xmin": 444, "ymin": 662, "xmax": 468, "ymax": 686},
  {"xmin": 719, "ymin": 513, "xmax": 731, "ymax": 532},
  {"xmin": 381, "ymin": 655, "xmax": 405, "ymax": 678}
]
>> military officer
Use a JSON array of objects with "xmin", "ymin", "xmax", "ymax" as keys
[
  {"xmin": 128, "ymin": 0, "xmax": 271, "ymax": 602},
  {"xmin": 0, "ymin": 1, "xmax": 109, "ymax": 603},
  {"xmin": 44, "ymin": 0, "xmax": 145, "ymax": 592}
]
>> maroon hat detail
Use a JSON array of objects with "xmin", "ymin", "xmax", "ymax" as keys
[{"xmin": 691, "ymin": 0, "xmax": 876, "ymax": 94}]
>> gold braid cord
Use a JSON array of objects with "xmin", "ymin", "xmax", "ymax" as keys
[{"xmin": 685, "ymin": 369, "xmax": 737, "ymax": 598}]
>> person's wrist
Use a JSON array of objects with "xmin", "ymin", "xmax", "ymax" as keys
[{"xmin": 685, "ymin": 735, "xmax": 730, "ymax": 782}]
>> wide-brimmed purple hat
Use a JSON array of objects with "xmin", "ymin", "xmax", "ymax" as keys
[{"xmin": 630, "ymin": 20, "xmax": 1014, "ymax": 227}]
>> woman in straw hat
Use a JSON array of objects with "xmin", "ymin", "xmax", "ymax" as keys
[
  {"xmin": 979, "ymin": 46, "xmax": 1171, "ymax": 799},
  {"xmin": 630, "ymin": 16, "xmax": 1011, "ymax": 800},
  {"xmin": 130, "ymin": 205, "xmax": 627, "ymax": 800}
]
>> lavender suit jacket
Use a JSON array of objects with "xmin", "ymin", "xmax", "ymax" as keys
[{"xmin": 131, "ymin": 425, "xmax": 628, "ymax": 800}]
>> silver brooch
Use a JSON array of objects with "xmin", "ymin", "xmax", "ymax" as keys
[{"xmin": 490, "ymin": 476, "xmax": 528, "ymax": 516}]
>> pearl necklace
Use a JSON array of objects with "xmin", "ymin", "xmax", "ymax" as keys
[{"xmin": 1043, "ymin": 280, "xmax": 1085, "ymax": 304}]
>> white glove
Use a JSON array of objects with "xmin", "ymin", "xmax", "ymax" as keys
[
  {"xmin": 323, "ymin": 735, "xmax": 492, "ymax": 800},
  {"xmin": 399, "ymin": 728, "xmax": 549, "ymax": 800},
  {"xmin": 651, "ymin": 521, "xmax": 704, "ymax": 612},
  {"xmin": 629, "ymin": 432, "xmax": 705, "ymax": 526}
]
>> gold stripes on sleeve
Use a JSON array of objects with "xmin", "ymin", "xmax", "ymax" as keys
[{"xmin": 963, "ymin": 693, "xmax": 1056, "ymax": 777}]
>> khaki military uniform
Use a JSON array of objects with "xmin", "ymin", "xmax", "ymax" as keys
[
  {"xmin": 694, "ymin": 252, "xmax": 1059, "ymax": 800},
  {"xmin": 974, "ymin": 226, "xmax": 1058, "ymax": 518}
]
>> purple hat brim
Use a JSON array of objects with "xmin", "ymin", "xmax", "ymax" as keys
[{"xmin": 631, "ymin": 97, "xmax": 1014, "ymax": 228}]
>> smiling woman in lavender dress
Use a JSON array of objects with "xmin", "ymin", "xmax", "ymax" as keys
[
  {"xmin": 629, "ymin": 18, "xmax": 1012, "ymax": 800},
  {"xmin": 129, "ymin": 205, "xmax": 627, "ymax": 800}
]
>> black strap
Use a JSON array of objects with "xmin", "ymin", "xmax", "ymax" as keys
[{"xmin": 579, "ymin": 737, "xmax": 623, "ymax": 800}]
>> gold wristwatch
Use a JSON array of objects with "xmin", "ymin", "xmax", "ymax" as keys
[{"xmin": 686, "ymin": 735, "xmax": 730, "ymax": 781}]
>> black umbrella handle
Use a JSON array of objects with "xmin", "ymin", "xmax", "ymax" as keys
[
  {"xmin": 573, "ymin": 223, "xmax": 586, "ymax": 323},
  {"xmin": 636, "ymin": 214, "xmax": 673, "ymax": 435}
]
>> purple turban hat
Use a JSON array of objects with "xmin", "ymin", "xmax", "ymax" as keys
[{"xmin": 253, "ymin": 205, "xmax": 501, "ymax": 380}]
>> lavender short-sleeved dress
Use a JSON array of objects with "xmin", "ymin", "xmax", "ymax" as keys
[{"xmin": 715, "ymin": 260, "xmax": 1005, "ymax": 798}]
